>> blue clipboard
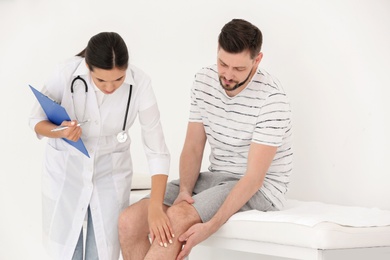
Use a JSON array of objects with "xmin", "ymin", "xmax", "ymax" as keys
[{"xmin": 29, "ymin": 85, "xmax": 90, "ymax": 158}]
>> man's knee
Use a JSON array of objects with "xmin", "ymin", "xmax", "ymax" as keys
[{"xmin": 166, "ymin": 201, "xmax": 201, "ymax": 227}]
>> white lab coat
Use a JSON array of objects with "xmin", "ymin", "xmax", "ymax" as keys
[{"xmin": 29, "ymin": 57, "xmax": 170, "ymax": 260}]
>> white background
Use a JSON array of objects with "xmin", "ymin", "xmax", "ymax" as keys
[{"xmin": 0, "ymin": 0, "xmax": 389, "ymax": 259}]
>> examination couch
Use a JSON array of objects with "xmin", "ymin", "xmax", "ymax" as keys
[{"xmin": 130, "ymin": 174, "xmax": 390, "ymax": 260}]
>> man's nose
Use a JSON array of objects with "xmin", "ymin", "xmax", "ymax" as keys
[{"xmin": 224, "ymin": 68, "xmax": 234, "ymax": 80}]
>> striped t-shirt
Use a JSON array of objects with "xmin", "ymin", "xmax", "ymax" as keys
[{"xmin": 189, "ymin": 64, "xmax": 293, "ymax": 209}]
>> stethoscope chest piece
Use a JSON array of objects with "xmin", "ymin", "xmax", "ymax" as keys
[{"xmin": 117, "ymin": 131, "xmax": 128, "ymax": 143}]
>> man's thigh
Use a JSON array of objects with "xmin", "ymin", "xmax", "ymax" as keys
[
  {"xmin": 162, "ymin": 172, "xmax": 240, "ymax": 222},
  {"xmin": 157, "ymin": 171, "xmax": 275, "ymax": 222}
]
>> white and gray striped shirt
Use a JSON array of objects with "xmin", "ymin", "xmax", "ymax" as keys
[{"xmin": 189, "ymin": 64, "xmax": 293, "ymax": 209}]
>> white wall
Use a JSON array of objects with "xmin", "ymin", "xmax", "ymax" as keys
[{"xmin": 1, "ymin": 0, "xmax": 389, "ymax": 259}]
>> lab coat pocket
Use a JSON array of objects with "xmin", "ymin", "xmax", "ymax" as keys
[
  {"xmin": 111, "ymin": 150, "xmax": 132, "ymax": 208},
  {"xmin": 42, "ymin": 143, "xmax": 69, "ymax": 200}
]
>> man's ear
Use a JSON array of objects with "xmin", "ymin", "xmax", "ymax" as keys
[{"xmin": 255, "ymin": 52, "xmax": 263, "ymax": 65}]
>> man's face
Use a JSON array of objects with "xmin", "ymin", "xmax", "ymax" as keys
[{"xmin": 217, "ymin": 48, "xmax": 261, "ymax": 93}]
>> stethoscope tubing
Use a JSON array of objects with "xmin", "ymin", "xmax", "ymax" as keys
[
  {"xmin": 122, "ymin": 85, "xmax": 132, "ymax": 132},
  {"xmin": 71, "ymin": 76, "xmax": 88, "ymax": 93},
  {"xmin": 70, "ymin": 75, "xmax": 132, "ymax": 142}
]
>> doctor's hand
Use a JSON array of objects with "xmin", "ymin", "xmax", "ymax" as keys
[
  {"xmin": 58, "ymin": 120, "xmax": 82, "ymax": 142},
  {"xmin": 148, "ymin": 204, "xmax": 174, "ymax": 248}
]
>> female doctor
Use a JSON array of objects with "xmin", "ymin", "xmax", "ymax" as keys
[{"xmin": 29, "ymin": 32, "xmax": 173, "ymax": 260}]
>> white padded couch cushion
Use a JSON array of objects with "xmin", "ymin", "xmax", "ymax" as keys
[
  {"xmin": 219, "ymin": 200, "xmax": 390, "ymax": 249},
  {"xmin": 129, "ymin": 191, "xmax": 390, "ymax": 250},
  {"xmin": 213, "ymin": 219, "xmax": 390, "ymax": 250},
  {"xmin": 130, "ymin": 188, "xmax": 150, "ymax": 205},
  {"xmin": 131, "ymin": 173, "xmax": 151, "ymax": 190},
  {"xmin": 230, "ymin": 199, "xmax": 390, "ymax": 227}
]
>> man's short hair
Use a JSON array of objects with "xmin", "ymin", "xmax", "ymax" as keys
[{"xmin": 218, "ymin": 19, "xmax": 263, "ymax": 59}]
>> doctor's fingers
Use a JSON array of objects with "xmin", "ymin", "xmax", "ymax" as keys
[
  {"xmin": 63, "ymin": 126, "xmax": 82, "ymax": 142},
  {"xmin": 59, "ymin": 120, "xmax": 77, "ymax": 127},
  {"xmin": 150, "ymin": 223, "xmax": 174, "ymax": 247}
]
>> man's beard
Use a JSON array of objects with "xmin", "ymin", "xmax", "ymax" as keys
[{"xmin": 219, "ymin": 68, "xmax": 253, "ymax": 92}]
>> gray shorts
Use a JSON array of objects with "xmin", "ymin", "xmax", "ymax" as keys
[{"xmin": 147, "ymin": 171, "xmax": 276, "ymax": 222}]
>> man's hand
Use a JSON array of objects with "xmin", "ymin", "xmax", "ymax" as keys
[
  {"xmin": 176, "ymin": 222, "xmax": 217, "ymax": 260},
  {"xmin": 173, "ymin": 191, "xmax": 195, "ymax": 205}
]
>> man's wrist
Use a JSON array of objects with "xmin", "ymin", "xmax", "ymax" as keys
[{"xmin": 207, "ymin": 217, "xmax": 222, "ymax": 233}]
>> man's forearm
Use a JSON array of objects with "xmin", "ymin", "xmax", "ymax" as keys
[
  {"xmin": 209, "ymin": 174, "xmax": 263, "ymax": 228},
  {"xmin": 178, "ymin": 149, "xmax": 202, "ymax": 193}
]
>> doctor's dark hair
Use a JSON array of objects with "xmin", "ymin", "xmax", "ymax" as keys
[
  {"xmin": 218, "ymin": 19, "xmax": 262, "ymax": 59},
  {"xmin": 77, "ymin": 32, "xmax": 129, "ymax": 71}
]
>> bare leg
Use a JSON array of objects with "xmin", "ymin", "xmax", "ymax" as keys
[
  {"xmin": 144, "ymin": 201, "xmax": 201, "ymax": 260},
  {"xmin": 118, "ymin": 199, "xmax": 157, "ymax": 260}
]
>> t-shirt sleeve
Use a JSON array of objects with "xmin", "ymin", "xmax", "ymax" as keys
[
  {"xmin": 188, "ymin": 74, "xmax": 203, "ymax": 122},
  {"xmin": 252, "ymin": 92, "xmax": 292, "ymax": 147}
]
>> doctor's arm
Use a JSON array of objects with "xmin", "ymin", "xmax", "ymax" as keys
[
  {"xmin": 148, "ymin": 174, "xmax": 173, "ymax": 246},
  {"xmin": 34, "ymin": 120, "xmax": 83, "ymax": 141},
  {"xmin": 138, "ymin": 104, "xmax": 173, "ymax": 246}
]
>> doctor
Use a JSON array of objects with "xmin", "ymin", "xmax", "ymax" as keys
[{"xmin": 29, "ymin": 32, "xmax": 172, "ymax": 260}]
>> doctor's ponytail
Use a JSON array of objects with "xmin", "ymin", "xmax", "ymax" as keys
[{"xmin": 76, "ymin": 32, "xmax": 129, "ymax": 71}]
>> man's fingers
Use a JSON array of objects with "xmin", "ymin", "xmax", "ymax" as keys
[{"xmin": 177, "ymin": 243, "xmax": 192, "ymax": 260}]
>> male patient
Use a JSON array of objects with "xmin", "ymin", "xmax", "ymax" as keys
[{"xmin": 118, "ymin": 18, "xmax": 293, "ymax": 260}]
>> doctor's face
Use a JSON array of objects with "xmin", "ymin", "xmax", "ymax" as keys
[{"xmin": 90, "ymin": 67, "xmax": 126, "ymax": 95}]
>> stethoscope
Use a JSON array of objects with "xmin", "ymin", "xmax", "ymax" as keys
[{"xmin": 70, "ymin": 75, "xmax": 132, "ymax": 143}]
